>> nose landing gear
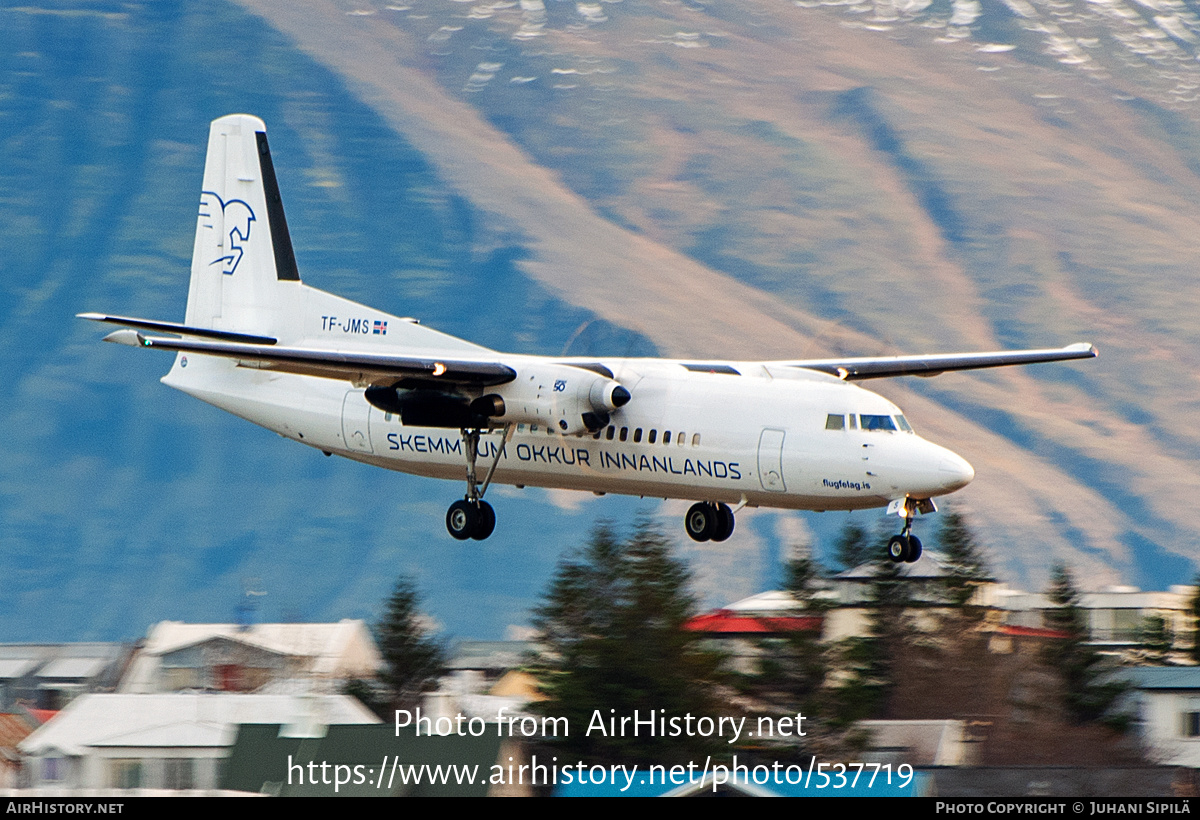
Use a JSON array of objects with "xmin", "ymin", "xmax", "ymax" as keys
[{"xmin": 885, "ymin": 497, "xmax": 932, "ymax": 563}]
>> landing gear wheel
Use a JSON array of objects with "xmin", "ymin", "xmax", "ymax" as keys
[
  {"xmin": 887, "ymin": 535, "xmax": 909, "ymax": 563},
  {"xmin": 471, "ymin": 500, "xmax": 496, "ymax": 541},
  {"xmin": 446, "ymin": 500, "xmax": 480, "ymax": 541},
  {"xmin": 685, "ymin": 502, "xmax": 716, "ymax": 542},
  {"xmin": 904, "ymin": 534, "xmax": 922, "ymax": 563},
  {"xmin": 712, "ymin": 503, "xmax": 735, "ymax": 543}
]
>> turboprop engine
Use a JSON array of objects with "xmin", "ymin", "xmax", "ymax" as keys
[
  {"xmin": 473, "ymin": 365, "xmax": 631, "ymax": 435},
  {"xmin": 363, "ymin": 364, "xmax": 631, "ymax": 434}
]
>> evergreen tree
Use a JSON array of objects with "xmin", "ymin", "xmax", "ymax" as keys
[
  {"xmin": 937, "ymin": 509, "xmax": 991, "ymax": 607},
  {"xmin": 753, "ymin": 552, "xmax": 828, "ymax": 720},
  {"xmin": 1139, "ymin": 614, "xmax": 1173, "ymax": 665},
  {"xmin": 531, "ymin": 520, "xmax": 722, "ymax": 765},
  {"xmin": 829, "ymin": 548, "xmax": 910, "ymax": 725},
  {"xmin": 1042, "ymin": 564, "xmax": 1128, "ymax": 727},
  {"xmin": 1189, "ymin": 576, "xmax": 1200, "ymax": 664},
  {"xmin": 833, "ymin": 520, "xmax": 874, "ymax": 572},
  {"xmin": 377, "ymin": 575, "xmax": 446, "ymax": 711}
]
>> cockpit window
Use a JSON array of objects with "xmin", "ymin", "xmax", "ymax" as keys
[
  {"xmin": 859, "ymin": 414, "xmax": 898, "ymax": 432},
  {"xmin": 825, "ymin": 414, "xmax": 845, "ymax": 430},
  {"xmin": 896, "ymin": 415, "xmax": 914, "ymax": 433}
]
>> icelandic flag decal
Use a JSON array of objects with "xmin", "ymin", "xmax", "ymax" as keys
[{"xmin": 373, "ymin": 320, "xmax": 388, "ymax": 335}]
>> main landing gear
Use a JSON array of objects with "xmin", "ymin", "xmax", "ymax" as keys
[
  {"xmin": 684, "ymin": 502, "xmax": 736, "ymax": 543},
  {"xmin": 446, "ymin": 425, "xmax": 510, "ymax": 541}
]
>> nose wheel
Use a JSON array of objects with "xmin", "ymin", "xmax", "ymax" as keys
[
  {"xmin": 684, "ymin": 502, "xmax": 736, "ymax": 542},
  {"xmin": 886, "ymin": 533, "xmax": 922, "ymax": 563},
  {"xmin": 886, "ymin": 508, "xmax": 923, "ymax": 563}
]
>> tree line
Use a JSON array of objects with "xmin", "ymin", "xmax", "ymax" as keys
[{"xmin": 357, "ymin": 509, "xmax": 1182, "ymax": 765}]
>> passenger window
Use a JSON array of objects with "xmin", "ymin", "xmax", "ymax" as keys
[
  {"xmin": 692, "ymin": 433, "xmax": 701, "ymax": 447},
  {"xmin": 648, "ymin": 430, "xmax": 657, "ymax": 444},
  {"xmin": 620, "ymin": 427, "xmax": 628, "ymax": 442},
  {"xmin": 825, "ymin": 414, "xmax": 845, "ymax": 430},
  {"xmin": 677, "ymin": 432, "xmax": 685, "ymax": 445},
  {"xmin": 606, "ymin": 426, "xmax": 615, "ymax": 441},
  {"xmin": 531, "ymin": 424, "xmax": 538, "ymax": 432},
  {"xmin": 634, "ymin": 428, "xmax": 643, "ymax": 443},
  {"xmin": 663, "ymin": 430, "xmax": 671, "ymax": 445}
]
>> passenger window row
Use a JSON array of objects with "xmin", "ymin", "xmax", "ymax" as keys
[
  {"xmin": 596, "ymin": 426, "xmax": 700, "ymax": 447},
  {"xmin": 521, "ymin": 423, "xmax": 701, "ymax": 447}
]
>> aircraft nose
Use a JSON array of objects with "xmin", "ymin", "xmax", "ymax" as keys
[{"xmin": 938, "ymin": 451, "xmax": 974, "ymax": 492}]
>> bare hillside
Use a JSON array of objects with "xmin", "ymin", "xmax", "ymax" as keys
[{"xmin": 236, "ymin": 0, "xmax": 1200, "ymax": 588}]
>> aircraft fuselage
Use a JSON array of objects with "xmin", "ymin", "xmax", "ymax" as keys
[{"xmin": 163, "ymin": 351, "xmax": 973, "ymax": 513}]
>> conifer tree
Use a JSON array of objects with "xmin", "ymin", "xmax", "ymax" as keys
[
  {"xmin": 1139, "ymin": 614, "xmax": 1172, "ymax": 665},
  {"xmin": 833, "ymin": 520, "xmax": 874, "ymax": 572},
  {"xmin": 377, "ymin": 575, "xmax": 446, "ymax": 711},
  {"xmin": 937, "ymin": 509, "xmax": 992, "ymax": 608},
  {"xmin": 1042, "ymin": 564, "xmax": 1127, "ymax": 727},
  {"xmin": 1189, "ymin": 577, "xmax": 1200, "ymax": 664},
  {"xmin": 531, "ymin": 520, "xmax": 722, "ymax": 765}
]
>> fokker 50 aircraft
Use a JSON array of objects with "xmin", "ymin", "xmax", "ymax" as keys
[{"xmin": 81, "ymin": 115, "xmax": 1097, "ymax": 562}]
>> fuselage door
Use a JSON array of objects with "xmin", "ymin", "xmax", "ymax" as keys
[
  {"xmin": 757, "ymin": 428, "xmax": 786, "ymax": 492},
  {"xmin": 341, "ymin": 389, "xmax": 374, "ymax": 454}
]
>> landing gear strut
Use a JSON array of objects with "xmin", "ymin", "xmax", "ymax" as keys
[
  {"xmin": 445, "ymin": 425, "xmax": 510, "ymax": 541},
  {"xmin": 684, "ymin": 502, "xmax": 736, "ymax": 543},
  {"xmin": 886, "ymin": 512, "xmax": 923, "ymax": 564}
]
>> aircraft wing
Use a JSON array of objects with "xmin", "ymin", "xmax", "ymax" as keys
[
  {"xmin": 781, "ymin": 342, "xmax": 1097, "ymax": 381},
  {"xmin": 92, "ymin": 326, "xmax": 516, "ymax": 387}
]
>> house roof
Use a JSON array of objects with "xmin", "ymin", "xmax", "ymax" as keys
[
  {"xmin": 37, "ymin": 658, "xmax": 112, "ymax": 680},
  {"xmin": 0, "ymin": 660, "xmax": 37, "ymax": 680},
  {"xmin": 142, "ymin": 621, "xmax": 374, "ymax": 666},
  {"xmin": 1123, "ymin": 667, "xmax": 1200, "ymax": 690},
  {"xmin": 118, "ymin": 620, "xmax": 381, "ymax": 692},
  {"xmin": 684, "ymin": 610, "xmax": 822, "ymax": 634},
  {"xmin": 19, "ymin": 693, "xmax": 379, "ymax": 756}
]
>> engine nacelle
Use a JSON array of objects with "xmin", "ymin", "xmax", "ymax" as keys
[{"xmin": 481, "ymin": 365, "xmax": 631, "ymax": 435}]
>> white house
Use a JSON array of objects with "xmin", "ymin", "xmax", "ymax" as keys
[
  {"xmin": 18, "ymin": 692, "xmax": 379, "ymax": 791},
  {"xmin": 1125, "ymin": 667, "xmax": 1200, "ymax": 767},
  {"xmin": 118, "ymin": 620, "xmax": 381, "ymax": 694}
]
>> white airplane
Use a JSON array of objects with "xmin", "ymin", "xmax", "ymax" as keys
[{"xmin": 81, "ymin": 115, "xmax": 1097, "ymax": 562}]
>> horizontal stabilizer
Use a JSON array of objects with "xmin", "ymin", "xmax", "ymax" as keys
[
  {"xmin": 784, "ymin": 343, "xmax": 1097, "ymax": 381},
  {"xmin": 105, "ymin": 333, "xmax": 517, "ymax": 388},
  {"xmin": 78, "ymin": 313, "xmax": 277, "ymax": 345}
]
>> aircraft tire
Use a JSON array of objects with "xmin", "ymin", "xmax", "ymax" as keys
[
  {"xmin": 446, "ymin": 500, "xmax": 480, "ymax": 540},
  {"xmin": 887, "ymin": 535, "xmax": 908, "ymax": 563},
  {"xmin": 472, "ymin": 501, "xmax": 496, "ymax": 541},
  {"xmin": 904, "ymin": 534, "xmax": 922, "ymax": 563},
  {"xmin": 685, "ymin": 502, "xmax": 715, "ymax": 542},
  {"xmin": 711, "ymin": 503, "xmax": 735, "ymax": 542}
]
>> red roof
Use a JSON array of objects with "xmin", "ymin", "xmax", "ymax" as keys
[
  {"xmin": 685, "ymin": 610, "xmax": 823, "ymax": 634},
  {"xmin": 27, "ymin": 709, "xmax": 58, "ymax": 725}
]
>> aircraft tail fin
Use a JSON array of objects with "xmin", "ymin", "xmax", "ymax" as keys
[
  {"xmin": 177, "ymin": 114, "xmax": 489, "ymax": 356},
  {"xmin": 185, "ymin": 114, "xmax": 299, "ymax": 337}
]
